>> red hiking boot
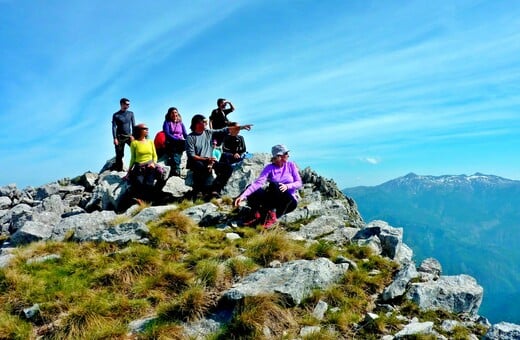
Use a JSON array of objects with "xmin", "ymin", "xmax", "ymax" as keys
[{"xmin": 262, "ymin": 210, "xmax": 278, "ymax": 229}]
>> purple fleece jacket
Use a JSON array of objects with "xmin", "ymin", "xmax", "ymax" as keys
[{"xmin": 240, "ymin": 161, "xmax": 302, "ymax": 200}]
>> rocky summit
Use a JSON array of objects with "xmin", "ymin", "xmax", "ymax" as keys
[{"xmin": 0, "ymin": 153, "xmax": 518, "ymax": 339}]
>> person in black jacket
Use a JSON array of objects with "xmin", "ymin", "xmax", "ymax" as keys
[
  {"xmin": 111, "ymin": 98, "xmax": 135, "ymax": 171},
  {"xmin": 221, "ymin": 122, "xmax": 247, "ymax": 165}
]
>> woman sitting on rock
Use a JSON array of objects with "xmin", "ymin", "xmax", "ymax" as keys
[
  {"xmin": 234, "ymin": 144, "xmax": 302, "ymax": 228},
  {"xmin": 126, "ymin": 123, "xmax": 166, "ymax": 203}
]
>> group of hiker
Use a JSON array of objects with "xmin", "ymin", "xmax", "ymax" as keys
[{"xmin": 111, "ymin": 97, "xmax": 302, "ymax": 228}]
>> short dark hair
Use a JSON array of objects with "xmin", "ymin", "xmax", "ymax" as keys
[
  {"xmin": 217, "ymin": 98, "xmax": 226, "ymax": 106},
  {"xmin": 190, "ymin": 114, "xmax": 206, "ymax": 131},
  {"xmin": 120, "ymin": 98, "xmax": 130, "ymax": 105}
]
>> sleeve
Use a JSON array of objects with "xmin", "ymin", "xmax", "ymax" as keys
[
  {"xmin": 211, "ymin": 127, "xmax": 229, "ymax": 141},
  {"xmin": 129, "ymin": 141, "xmax": 136, "ymax": 168},
  {"xmin": 239, "ymin": 136, "xmax": 246, "ymax": 154},
  {"xmin": 240, "ymin": 165, "xmax": 271, "ymax": 199},
  {"xmin": 224, "ymin": 108, "xmax": 233, "ymax": 115},
  {"xmin": 182, "ymin": 123, "xmax": 188, "ymax": 139},
  {"xmin": 151, "ymin": 140, "xmax": 157, "ymax": 163},
  {"xmin": 112, "ymin": 114, "xmax": 117, "ymax": 138},
  {"xmin": 185, "ymin": 135, "xmax": 196, "ymax": 158},
  {"xmin": 286, "ymin": 162, "xmax": 302, "ymax": 191},
  {"xmin": 163, "ymin": 121, "xmax": 174, "ymax": 140},
  {"xmin": 209, "ymin": 110, "xmax": 216, "ymax": 122},
  {"xmin": 130, "ymin": 112, "xmax": 135, "ymax": 134}
]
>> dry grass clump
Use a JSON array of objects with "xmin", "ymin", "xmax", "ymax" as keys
[
  {"xmin": 139, "ymin": 322, "xmax": 187, "ymax": 340},
  {"xmin": 157, "ymin": 285, "xmax": 214, "ymax": 322},
  {"xmin": 0, "ymin": 310, "xmax": 32, "ymax": 340},
  {"xmin": 220, "ymin": 294, "xmax": 298, "ymax": 339},
  {"xmin": 305, "ymin": 239, "xmax": 338, "ymax": 259},
  {"xmin": 245, "ymin": 230, "xmax": 306, "ymax": 266},
  {"xmin": 225, "ymin": 256, "xmax": 259, "ymax": 279},
  {"xmin": 194, "ymin": 259, "xmax": 231, "ymax": 288},
  {"xmin": 157, "ymin": 209, "xmax": 197, "ymax": 235}
]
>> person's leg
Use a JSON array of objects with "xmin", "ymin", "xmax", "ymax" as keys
[
  {"xmin": 172, "ymin": 152, "xmax": 182, "ymax": 176},
  {"xmin": 211, "ymin": 162, "xmax": 232, "ymax": 194},
  {"xmin": 114, "ymin": 140, "xmax": 125, "ymax": 171},
  {"xmin": 242, "ymin": 188, "xmax": 267, "ymax": 225},
  {"xmin": 274, "ymin": 192, "xmax": 298, "ymax": 217},
  {"xmin": 190, "ymin": 160, "xmax": 211, "ymax": 196}
]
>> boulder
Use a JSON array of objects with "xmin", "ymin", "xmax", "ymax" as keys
[
  {"xmin": 10, "ymin": 221, "xmax": 54, "ymax": 246},
  {"xmin": 287, "ymin": 215, "xmax": 345, "ymax": 241},
  {"xmin": 382, "ymin": 262, "xmax": 418, "ymax": 301},
  {"xmin": 51, "ymin": 210, "xmax": 117, "ymax": 241},
  {"xmin": 223, "ymin": 257, "xmax": 349, "ymax": 306},
  {"xmin": 222, "ymin": 153, "xmax": 271, "ymax": 198},
  {"xmin": 131, "ymin": 205, "xmax": 177, "ymax": 224},
  {"xmin": 85, "ymin": 172, "xmax": 128, "ymax": 212},
  {"xmin": 418, "ymin": 257, "xmax": 442, "ymax": 281},
  {"xmin": 161, "ymin": 176, "xmax": 192, "ymax": 198},
  {"xmin": 34, "ymin": 183, "xmax": 62, "ymax": 201},
  {"xmin": 406, "ymin": 274, "xmax": 483, "ymax": 315},
  {"xmin": 87, "ymin": 221, "xmax": 150, "ymax": 245},
  {"xmin": 483, "ymin": 322, "xmax": 520, "ymax": 340},
  {"xmin": 182, "ymin": 203, "xmax": 227, "ymax": 226},
  {"xmin": 353, "ymin": 220, "xmax": 413, "ymax": 265},
  {"xmin": 37, "ymin": 194, "xmax": 65, "ymax": 215},
  {"xmin": 71, "ymin": 171, "xmax": 99, "ymax": 192},
  {"xmin": 0, "ymin": 196, "xmax": 11, "ymax": 210},
  {"xmin": 394, "ymin": 321, "xmax": 434, "ymax": 338},
  {"xmin": 9, "ymin": 203, "xmax": 34, "ymax": 233}
]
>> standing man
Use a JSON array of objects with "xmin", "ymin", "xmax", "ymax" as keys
[
  {"xmin": 186, "ymin": 114, "xmax": 251, "ymax": 199},
  {"xmin": 209, "ymin": 98, "xmax": 235, "ymax": 144},
  {"xmin": 112, "ymin": 98, "xmax": 135, "ymax": 171}
]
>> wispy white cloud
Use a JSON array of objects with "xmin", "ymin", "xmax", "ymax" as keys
[{"xmin": 362, "ymin": 157, "xmax": 380, "ymax": 165}]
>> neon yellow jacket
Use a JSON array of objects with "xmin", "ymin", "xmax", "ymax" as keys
[{"xmin": 129, "ymin": 139, "xmax": 157, "ymax": 167}]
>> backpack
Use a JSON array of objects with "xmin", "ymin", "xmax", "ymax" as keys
[{"xmin": 154, "ymin": 131, "xmax": 166, "ymax": 156}]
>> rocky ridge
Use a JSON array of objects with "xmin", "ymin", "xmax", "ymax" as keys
[{"xmin": 0, "ymin": 154, "xmax": 519, "ymax": 339}]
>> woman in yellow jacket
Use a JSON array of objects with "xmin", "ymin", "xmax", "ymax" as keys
[{"xmin": 126, "ymin": 123, "xmax": 165, "ymax": 203}]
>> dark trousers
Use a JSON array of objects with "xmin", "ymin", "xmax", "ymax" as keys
[
  {"xmin": 114, "ymin": 135, "xmax": 132, "ymax": 171},
  {"xmin": 246, "ymin": 183, "xmax": 297, "ymax": 218},
  {"xmin": 221, "ymin": 152, "xmax": 242, "ymax": 165},
  {"xmin": 166, "ymin": 139, "xmax": 186, "ymax": 176},
  {"xmin": 190, "ymin": 160, "xmax": 232, "ymax": 194}
]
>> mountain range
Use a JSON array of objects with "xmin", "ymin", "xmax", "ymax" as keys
[{"xmin": 344, "ymin": 172, "xmax": 520, "ymax": 324}]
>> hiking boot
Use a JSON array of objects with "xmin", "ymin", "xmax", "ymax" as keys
[
  {"xmin": 243, "ymin": 210, "xmax": 261, "ymax": 226},
  {"xmin": 262, "ymin": 210, "xmax": 277, "ymax": 229}
]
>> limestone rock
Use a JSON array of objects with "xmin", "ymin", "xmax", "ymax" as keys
[
  {"xmin": 88, "ymin": 221, "xmax": 150, "ymax": 245},
  {"xmin": 51, "ymin": 210, "xmax": 117, "ymax": 241},
  {"xmin": 85, "ymin": 172, "xmax": 128, "ymax": 212},
  {"xmin": 223, "ymin": 257, "xmax": 349, "ymax": 306},
  {"xmin": 0, "ymin": 196, "xmax": 11, "ymax": 210},
  {"xmin": 10, "ymin": 221, "xmax": 54, "ymax": 246},
  {"xmin": 394, "ymin": 321, "xmax": 434, "ymax": 338},
  {"xmin": 382, "ymin": 262, "xmax": 418, "ymax": 301},
  {"xmin": 483, "ymin": 322, "xmax": 520, "ymax": 340},
  {"xmin": 406, "ymin": 274, "xmax": 483, "ymax": 315}
]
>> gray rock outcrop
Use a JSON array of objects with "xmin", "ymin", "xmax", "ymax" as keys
[
  {"xmin": 224, "ymin": 257, "xmax": 349, "ymax": 305},
  {"xmin": 483, "ymin": 322, "xmax": 520, "ymax": 340},
  {"xmin": 1, "ymin": 152, "xmax": 517, "ymax": 338},
  {"xmin": 406, "ymin": 274, "xmax": 483, "ymax": 315}
]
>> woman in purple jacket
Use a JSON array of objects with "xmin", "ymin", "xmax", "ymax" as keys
[
  {"xmin": 163, "ymin": 107, "xmax": 188, "ymax": 177},
  {"xmin": 234, "ymin": 144, "xmax": 302, "ymax": 228}
]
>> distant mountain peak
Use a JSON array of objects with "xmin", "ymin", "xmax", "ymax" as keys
[{"xmin": 377, "ymin": 173, "xmax": 518, "ymax": 191}]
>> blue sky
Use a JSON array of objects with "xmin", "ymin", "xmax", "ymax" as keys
[{"xmin": 1, "ymin": 0, "xmax": 519, "ymax": 189}]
